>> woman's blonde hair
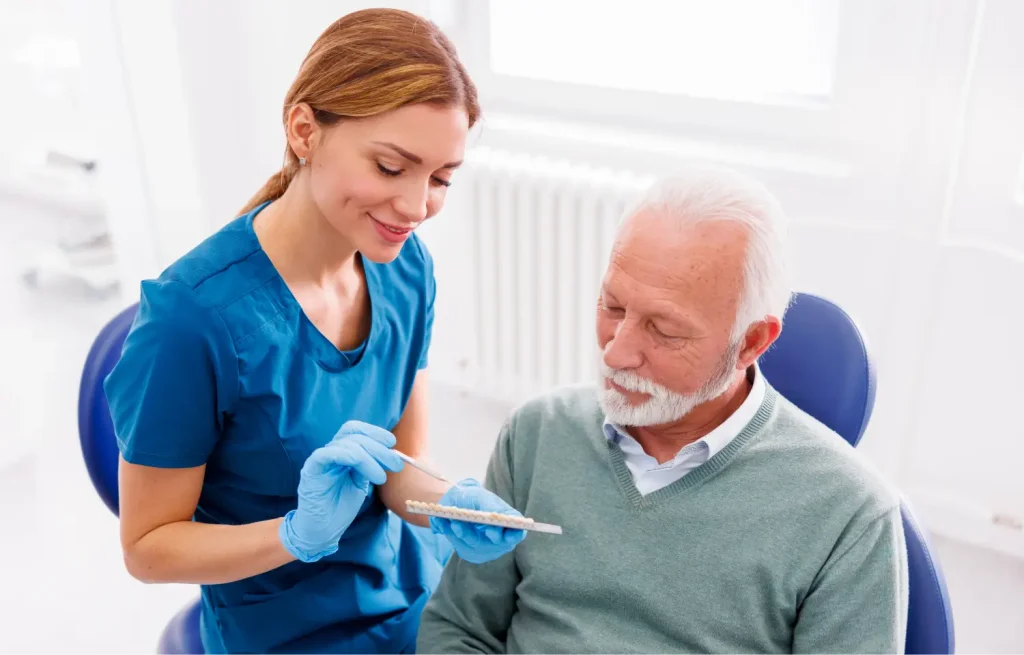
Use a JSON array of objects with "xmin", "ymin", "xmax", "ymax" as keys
[{"xmin": 240, "ymin": 8, "xmax": 479, "ymax": 214}]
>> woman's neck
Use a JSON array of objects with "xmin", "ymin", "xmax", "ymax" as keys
[{"xmin": 253, "ymin": 177, "xmax": 360, "ymax": 287}]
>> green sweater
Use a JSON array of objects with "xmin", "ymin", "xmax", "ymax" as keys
[{"xmin": 417, "ymin": 384, "xmax": 908, "ymax": 654}]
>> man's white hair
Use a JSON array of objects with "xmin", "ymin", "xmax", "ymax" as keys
[{"xmin": 625, "ymin": 165, "xmax": 792, "ymax": 341}]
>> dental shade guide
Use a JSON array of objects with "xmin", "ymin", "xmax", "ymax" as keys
[{"xmin": 405, "ymin": 500, "xmax": 563, "ymax": 535}]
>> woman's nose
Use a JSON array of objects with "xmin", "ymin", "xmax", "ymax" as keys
[{"xmin": 393, "ymin": 180, "xmax": 429, "ymax": 223}]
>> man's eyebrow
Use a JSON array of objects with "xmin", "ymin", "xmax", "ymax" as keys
[
  {"xmin": 655, "ymin": 313, "xmax": 695, "ymax": 329},
  {"xmin": 373, "ymin": 141, "xmax": 462, "ymax": 169},
  {"xmin": 648, "ymin": 306, "xmax": 700, "ymax": 330}
]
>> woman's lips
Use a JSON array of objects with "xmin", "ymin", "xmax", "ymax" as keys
[{"xmin": 370, "ymin": 213, "xmax": 414, "ymax": 244}]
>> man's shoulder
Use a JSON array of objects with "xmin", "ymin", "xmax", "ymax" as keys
[
  {"xmin": 511, "ymin": 383, "xmax": 602, "ymax": 421},
  {"xmin": 505, "ymin": 383, "xmax": 603, "ymax": 442},
  {"xmin": 763, "ymin": 391, "xmax": 900, "ymax": 512}
]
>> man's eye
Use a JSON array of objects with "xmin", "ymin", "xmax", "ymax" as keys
[{"xmin": 651, "ymin": 323, "xmax": 679, "ymax": 339}]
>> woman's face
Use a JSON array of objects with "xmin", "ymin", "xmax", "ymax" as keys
[{"xmin": 302, "ymin": 103, "xmax": 469, "ymax": 263}]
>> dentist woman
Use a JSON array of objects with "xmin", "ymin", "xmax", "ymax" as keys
[{"xmin": 104, "ymin": 9, "xmax": 524, "ymax": 654}]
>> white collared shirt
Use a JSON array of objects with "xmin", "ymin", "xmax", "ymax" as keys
[{"xmin": 603, "ymin": 365, "xmax": 766, "ymax": 495}]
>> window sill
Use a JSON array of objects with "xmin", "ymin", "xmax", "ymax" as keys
[{"xmin": 472, "ymin": 111, "xmax": 854, "ymax": 181}]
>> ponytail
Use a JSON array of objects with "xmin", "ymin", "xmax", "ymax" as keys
[{"xmin": 239, "ymin": 162, "xmax": 297, "ymax": 215}]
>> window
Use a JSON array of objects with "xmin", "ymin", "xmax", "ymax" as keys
[
  {"xmin": 449, "ymin": 0, "xmax": 923, "ymax": 148},
  {"xmin": 488, "ymin": 0, "xmax": 841, "ymax": 107}
]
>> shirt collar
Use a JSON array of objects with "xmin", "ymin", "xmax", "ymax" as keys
[{"xmin": 603, "ymin": 363, "xmax": 766, "ymax": 462}]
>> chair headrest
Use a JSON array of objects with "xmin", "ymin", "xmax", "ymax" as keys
[
  {"xmin": 758, "ymin": 292, "xmax": 876, "ymax": 447},
  {"xmin": 77, "ymin": 303, "xmax": 139, "ymax": 516}
]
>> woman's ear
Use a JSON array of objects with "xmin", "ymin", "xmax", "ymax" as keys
[{"xmin": 285, "ymin": 103, "xmax": 318, "ymax": 163}]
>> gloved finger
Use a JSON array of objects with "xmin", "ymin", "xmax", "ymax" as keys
[
  {"xmin": 476, "ymin": 491, "xmax": 521, "ymax": 514},
  {"xmin": 344, "ymin": 469, "xmax": 375, "ymax": 495},
  {"xmin": 471, "ymin": 500, "xmax": 523, "ymax": 517},
  {"xmin": 318, "ymin": 441, "xmax": 389, "ymax": 486},
  {"xmin": 481, "ymin": 526, "xmax": 503, "ymax": 544},
  {"xmin": 430, "ymin": 517, "xmax": 456, "ymax": 540},
  {"xmin": 451, "ymin": 520, "xmax": 482, "ymax": 546},
  {"xmin": 301, "ymin": 443, "xmax": 351, "ymax": 478},
  {"xmin": 432, "ymin": 520, "xmax": 471, "ymax": 551},
  {"xmin": 336, "ymin": 420, "xmax": 397, "ymax": 448},
  {"xmin": 448, "ymin": 520, "xmax": 469, "ymax": 542},
  {"xmin": 350, "ymin": 435, "xmax": 404, "ymax": 473},
  {"xmin": 502, "ymin": 528, "xmax": 527, "ymax": 546}
]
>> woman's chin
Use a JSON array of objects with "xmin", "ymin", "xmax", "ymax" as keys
[{"xmin": 357, "ymin": 239, "xmax": 406, "ymax": 264}]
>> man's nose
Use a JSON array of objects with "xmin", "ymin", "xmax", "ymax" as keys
[{"xmin": 602, "ymin": 320, "xmax": 644, "ymax": 371}]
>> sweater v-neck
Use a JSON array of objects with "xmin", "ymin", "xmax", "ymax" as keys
[{"xmin": 606, "ymin": 387, "xmax": 778, "ymax": 510}]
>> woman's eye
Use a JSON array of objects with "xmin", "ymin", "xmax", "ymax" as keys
[
  {"xmin": 431, "ymin": 176, "xmax": 452, "ymax": 188},
  {"xmin": 377, "ymin": 163, "xmax": 402, "ymax": 177}
]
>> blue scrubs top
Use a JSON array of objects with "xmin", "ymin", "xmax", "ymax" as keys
[{"xmin": 104, "ymin": 202, "xmax": 450, "ymax": 653}]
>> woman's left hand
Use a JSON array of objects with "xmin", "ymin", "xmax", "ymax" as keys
[{"xmin": 430, "ymin": 479, "xmax": 527, "ymax": 564}]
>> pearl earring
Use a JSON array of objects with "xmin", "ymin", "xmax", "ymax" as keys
[{"xmin": 298, "ymin": 157, "xmax": 307, "ymax": 167}]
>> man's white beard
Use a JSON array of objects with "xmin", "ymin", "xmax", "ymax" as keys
[{"xmin": 597, "ymin": 343, "xmax": 741, "ymax": 427}]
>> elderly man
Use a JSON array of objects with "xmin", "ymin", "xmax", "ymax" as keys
[{"xmin": 417, "ymin": 167, "xmax": 908, "ymax": 654}]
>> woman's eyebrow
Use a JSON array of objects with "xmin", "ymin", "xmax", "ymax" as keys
[{"xmin": 373, "ymin": 141, "xmax": 462, "ymax": 169}]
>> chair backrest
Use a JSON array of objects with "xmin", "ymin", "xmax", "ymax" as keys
[
  {"xmin": 77, "ymin": 303, "xmax": 139, "ymax": 517},
  {"xmin": 758, "ymin": 292, "xmax": 954, "ymax": 654},
  {"xmin": 758, "ymin": 292, "xmax": 876, "ymax": 447},
  {"xmin": 902, "ymin": 501, "xmax": 956, "ymax": 654}
]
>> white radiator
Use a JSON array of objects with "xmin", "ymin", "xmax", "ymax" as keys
[{"xmin": 459, "ymin": 147, "xmax": 654, "ymax": 404}]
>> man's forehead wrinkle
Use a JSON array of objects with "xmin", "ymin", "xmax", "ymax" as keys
[
  {"xmin": 610, "ymin": 243, "xmax": 726, "ymax": 296},
  {"xmin": 610, "ymin": 251, "xmax": 686, "ymax": 289}
]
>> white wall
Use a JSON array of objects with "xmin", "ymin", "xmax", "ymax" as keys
[
  {"xmin": 74, "ymin": 0, "xmax": 427, "ymax": 289},
  {"xmin": 169, "ymin": 0, "xmax": 427, "ymax": 230},
  {"xmin": 423, "ymin": 0, "xmax": 1024, "ymax": 563},
  {"xmin": 73, "ymin": 0, "xmax": 1024, "ymax": 562}
]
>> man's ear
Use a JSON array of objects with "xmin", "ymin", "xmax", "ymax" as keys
[
  {"xmin": 736, "ymin": 316, "xmax": 782, "ymax": 369},
  {"xmin": 285, "ymin": 102, "xmax": 318, "ymax": 163}
]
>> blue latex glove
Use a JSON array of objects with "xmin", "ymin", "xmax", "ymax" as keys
[
  {"xmin": 430, "ymin": 479, "xmax": 527, "ymax": 564},
  {"xmin": 280, "ymin": 420, "xmax": 403, "ymax": 562}
]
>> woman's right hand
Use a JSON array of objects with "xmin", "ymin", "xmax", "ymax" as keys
[{"xmin": 280, "ymin": 420, "xmax": 404, "ymax": 562}]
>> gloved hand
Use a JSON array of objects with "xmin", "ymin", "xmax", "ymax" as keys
[
  {"xmin": 280, "ymin": 420, "xmax": 403, "ymax": 562},
  {"xmin": 430, "ymin": 479, "xmax": 527, "ymax": 564}
]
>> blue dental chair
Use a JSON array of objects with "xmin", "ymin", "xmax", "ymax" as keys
[
  {"xmin": 78, "ymin": 303, "xmax": 203, "ymax": 654},
  {"xmin": 759, "ymin": 292, "xmax": 955, "ymax": 654}
]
